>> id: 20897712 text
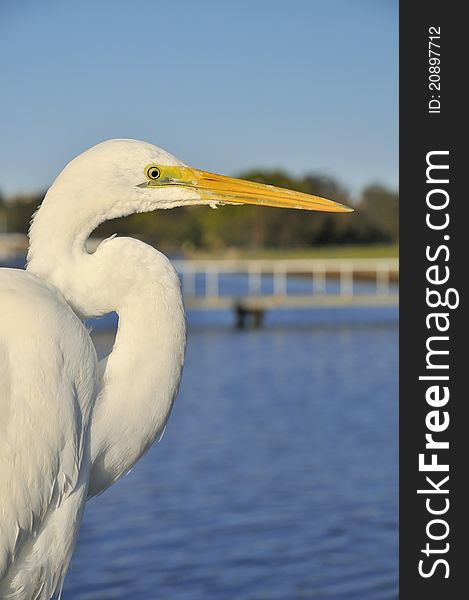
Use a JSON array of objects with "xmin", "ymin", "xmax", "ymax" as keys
[{"xmin": 428, "ymin": 26, "xmax": 441, "ymax": 114}]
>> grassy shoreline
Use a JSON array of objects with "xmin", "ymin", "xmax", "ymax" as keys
[{"xmin": 185, "ymin": 244, "xmax": 399, "ymax": 260}]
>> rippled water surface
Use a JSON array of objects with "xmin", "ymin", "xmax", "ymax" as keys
[{"xmin": 63, "ymin": 307, "xmax": 397, "ymax": 600}]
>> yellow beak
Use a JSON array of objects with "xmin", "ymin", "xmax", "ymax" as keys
[
  {"xmin": 147, "ymin": 166, "xmax": 353, "ymax": 212},
  {"xmin": 190, "ymin": 169, "xmax": 353, "ymax": 212}
]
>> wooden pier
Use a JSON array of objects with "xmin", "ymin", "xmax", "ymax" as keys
[{"xmin": 173, "ymin": 258, "xmax": 399, "ymax": 327}]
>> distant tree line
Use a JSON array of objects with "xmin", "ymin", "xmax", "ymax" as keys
[{"xmin": 0, "ymin": 170, "xmax": 398, "ymax": 252}]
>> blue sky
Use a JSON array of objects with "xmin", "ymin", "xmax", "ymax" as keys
[{"xmin": 0, "ymin": 0, "xmax": 397, "ymax": 198}]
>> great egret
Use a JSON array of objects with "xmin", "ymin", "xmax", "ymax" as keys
[{"xmin": 0, "ymin": 139, "xmax": 351, "ymax": 598}]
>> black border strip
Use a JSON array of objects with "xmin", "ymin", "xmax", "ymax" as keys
[{"xmin": 400, "ymin": 2, "xmax": 467, "ymax": 597}]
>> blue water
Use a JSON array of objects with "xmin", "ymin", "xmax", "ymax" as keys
[
  {"xmin": 65, "ymin": 309, "xmax": 398, "ymax": 600},
  {"xmin": 0, "ymin": 257, "xmax": 398, "ymax": 598}
]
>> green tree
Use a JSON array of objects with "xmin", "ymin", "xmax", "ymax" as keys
[
  {"xmin": 1, "ymin": 173, "xmax": 399, "ymax": 251},
  {"xmin": 358, "ymin": 184, "xmax": 399, "ymax": 243}
]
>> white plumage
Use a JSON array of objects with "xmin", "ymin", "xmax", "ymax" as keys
[
  {"xmin": 0, "ymin": 139, "xmax": 350, "ymax": 598},
  {"xmin": 0, "ymin": 270, "xmax": 97, "ymax": 598}
]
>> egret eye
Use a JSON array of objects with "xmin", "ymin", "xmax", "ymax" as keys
[{"xmin": 146, "ymin": 166, "xmax": 161, "ymax": 180}]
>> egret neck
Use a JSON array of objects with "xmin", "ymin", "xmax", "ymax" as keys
[{"xmin": 27, "ymin": 187, "xmax": 186, "ymax": 497}]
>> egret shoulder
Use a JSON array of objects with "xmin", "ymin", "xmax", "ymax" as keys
[{"xmin": 0, "ymin": 267, "xmax": 98, "ymax": 597}]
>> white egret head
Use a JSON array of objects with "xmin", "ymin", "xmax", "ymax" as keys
[{"xmin": 50, "ymin": 138, "xmax": 352, "ymax": 219}]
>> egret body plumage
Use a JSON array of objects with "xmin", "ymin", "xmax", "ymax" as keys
[{"xmin": 0, "ymin": 139, "xmax": 351, "ymax": 598}]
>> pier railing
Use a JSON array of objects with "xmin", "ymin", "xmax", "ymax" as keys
[{"xmin": 172, "ymin": 258, "xmax": 399, "ymax": 313}]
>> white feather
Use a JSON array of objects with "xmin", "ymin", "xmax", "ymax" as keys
[{"xmin": 1, "ymin": 140, "xmax": 188, "ymax": 597}]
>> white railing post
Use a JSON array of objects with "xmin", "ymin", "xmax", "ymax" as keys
[
  {"xmin": 206, "ymin": 266, "xmax": 219, "ymax": 298},
  {"xmin": 340, "ymin": 264, "xmax": 354, "ymax": 297},
  {"xmin": 248, "ymin": 264, "xmax": 262, "ymax": 296},
  {"xmin": 377, "ymin": 265, "xmax": 390, "ymax": 296},
  {"xmin": 183, "ymin": 266, "xmax": 196, "ymax": 297},
  {"xmin": 313, "ymin": 263, "xmax": 326, "ymax": 294},
  {"xmin": 274, "ymin": 264, "xmax": 287, "ymax": 296}
]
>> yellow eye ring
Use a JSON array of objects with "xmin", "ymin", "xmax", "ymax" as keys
[{"xmin": 146, "ymin": 165, "xmax": 161, "ymax": 180}]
